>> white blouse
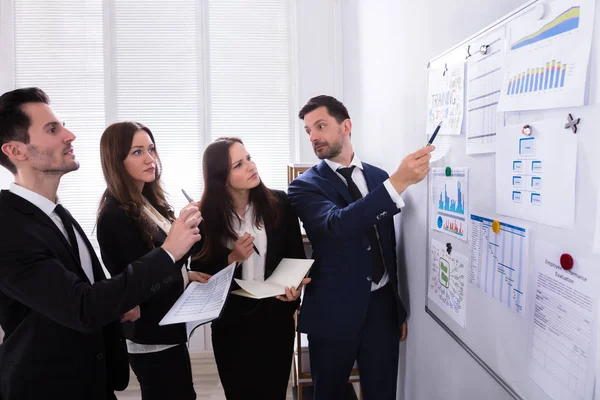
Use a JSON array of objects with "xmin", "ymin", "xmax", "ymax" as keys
[{"xmin": 230, "ymin": 204, "xmax": 268, "ymax": 282}]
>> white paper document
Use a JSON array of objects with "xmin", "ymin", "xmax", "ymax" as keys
[
  {"xmin": 430, "ymin": 167, "xmax": 469, "ymax": 241},
  {"xmin": 496, "ymin": 120, "xmax": 577, "ymax": 228},
  {"xmin": 468, "ymin": 214, "xmax": 529, "ymax": 314},
  {"xmin": 466, "ymin": 29, "xmax": 505, "ymax": 154},
  {"xmin": 428, "ymin": 239, "xmax": 468, "ymax": 327},
  {"xmin": 159, "ymin": 263, "xmax": 236, "ymax": 329},
  {"xmin": 498, "ymin": 0, "xmax": 595, "ymax": 111},
  {"xmin": 529, "ymin": 241, "xmax": 598, "ymax": 400},
  {"xmin": 427, "ymin": 63, "xmax": 465, "ymax": 136},
  {"xmin": 232, "ymin": 258, "xmax": 314, "ymax": 299},
  {"xmin": 428, "ymin": 134, "xmax": 452, "ymax": 163}
]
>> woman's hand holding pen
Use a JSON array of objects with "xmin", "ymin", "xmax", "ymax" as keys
[
  {"xmin": 227, "ymin": 232, "xmax": 255, "ymax": 264},
  {"xmin": 276, "ymin": 278, "xmax": 312, "ymax": 302}
]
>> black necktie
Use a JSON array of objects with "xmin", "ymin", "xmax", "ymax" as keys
[
  {"xmin": 54, "ymin": 204, "xmax": 81, "ymax": 264},
  {"xmin": 337, "ymin": 166, "xmax": 385, "ymax": 284}
]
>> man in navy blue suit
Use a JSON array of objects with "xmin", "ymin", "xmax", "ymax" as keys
[{"xmin": 288, "ymin": 95, "xmax": 434, "ymax": 400}]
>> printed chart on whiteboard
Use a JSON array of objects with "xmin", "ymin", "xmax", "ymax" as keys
[
  {"xmin": 466, "ymin": 30, "xmax": 505, "ymax": 154},
  {"xmin": 468, "ymin": 214, "xmax": 529, "ymax": 314},
  {"xmin": 496, "ymin": 120, "xmax": 577, "ymax": 229},
  {"xmin": 427, "ymin": 64, "xmax": 465, "ymax": 136},
  {"xmin": 497, "ymin": 0, "xmax": 595, "ymax": 111},
  {"xmin": 431, "ymin": 167, "xmax": 469, "ymax": 241},
  {"xmin": 428, "ymin": 239, "xmax": 468, "ymax": 328}
]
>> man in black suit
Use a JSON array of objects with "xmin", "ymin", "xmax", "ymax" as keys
[{"xmin": 0, "ymin": 87, "xmax": 202, "ymax": 399}]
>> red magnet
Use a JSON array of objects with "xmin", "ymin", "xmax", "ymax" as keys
[{"xmin": 560, "ymin": 254, "xmax": 574, "ymax": 270}]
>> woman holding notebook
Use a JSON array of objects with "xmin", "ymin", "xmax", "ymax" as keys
[
  {"xmin": 96, "ymin": 121, "xmax": 210, "ymax": 400},
  {"xmin": 192, "ymin": 136, "xmax": 309, "ymax": 400}
]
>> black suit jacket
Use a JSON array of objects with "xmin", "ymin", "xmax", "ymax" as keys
[
  {"xmin": 0, "ymin": 190, "xmax": 184, "ymax": 400},
  {"xmin": 191, "ymin": 190, "xmax": 306, "ymax": 323},
  {"xmin": 97, "ymin": 196, "xmax": 188, "ymax": 345}
]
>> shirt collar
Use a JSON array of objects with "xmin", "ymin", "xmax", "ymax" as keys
[
  {"xmin": 9, "ymin": 182, "xmax": 59, "ymax": 217},
  {"xmin": 324, "ymin": 153, "xmax": 364, "ymax": 174}
]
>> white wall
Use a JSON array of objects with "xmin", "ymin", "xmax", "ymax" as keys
[
  {"xmin": 341, "ymin": 1, "xmax": 526, "ymax": 399},
  {"xmin": 294, "ymin": 0, "xmax": 344, "ymax": 163},
  {"xmin": 0, "ymin": 169, "xmax": 11, "ymax": 189}
]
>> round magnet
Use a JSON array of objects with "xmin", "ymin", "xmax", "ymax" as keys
[
  {"xmin": 491, "ymin": 220, "xmax": 501, "ymax": 233},
  {"xmin": 560, "ymin": 253, "xmax": 574, "ymax": 270},
  {"xmin": 445, "ymin": 167, "xmax": 452, "ymax": 177},
  {"xmin": 522, "ymin": 125, "xmax": 532, "ymax": 136}
]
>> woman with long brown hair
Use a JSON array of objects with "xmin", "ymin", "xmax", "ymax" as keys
[
  {"xmin": 191, "ymin": 137, "xmax": 309, "ymax": 399},
  {"xmin": 96, "ymin": 121, "xmax": 209, "ymax": 400}
]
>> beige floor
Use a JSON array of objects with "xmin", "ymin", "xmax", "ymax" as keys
[{"xmin": 116, "ymin": 352, "xmax": 294, "ymax": 400}]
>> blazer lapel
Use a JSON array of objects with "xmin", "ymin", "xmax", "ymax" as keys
[
  {"xmin": 264, "ymin": 229, "xmax": 276, "ymax": 279},
  {"xmin": 361, "ymin": 163, "xmax": 379, "ymax": 193},
  {"xmin": 4, "ymin": 191, "xmax": 82, "ymax": 267},
  {"xmin": 317, "ymin": 160, "xmax": 353, "ymax": 205}
]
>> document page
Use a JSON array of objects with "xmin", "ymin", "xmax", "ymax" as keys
[
  {"xmin": 159, "ymin": 263, "xmax": 236, "ymax": 327},
  {"xmin": 529, "ymin": 241, "xmax": 598, "ymax": 400}
]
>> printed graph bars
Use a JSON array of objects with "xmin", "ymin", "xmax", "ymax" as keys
[{"xmin": 506, "ymin": 60, "xmax": 567, "ymax": 95}]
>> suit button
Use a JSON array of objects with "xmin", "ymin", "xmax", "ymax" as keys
[
  {"xmin": 376, "ymin": 215, "xmax": 381, "ymax": 220},
  {"xmin": 367, "ymin": 276, "xmax": 372, "ymax": 282},
  {"xmin": 381, "ymin": 211, "xmax": 387, "ymax": 217},
  {"xmin": 366, "ymin": 245, "xmax": 371, "ymax": 251},
  {"xmin": 96, "ymin": 352, "xmax": 104, "ymax": 360},
  {"xmin": 163, "ymin": 276, "xmax": 173, "ymax": 284}
]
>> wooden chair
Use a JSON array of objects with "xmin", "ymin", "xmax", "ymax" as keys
[
  {"xmin": 288, "ymin": 163, "xmax": 362, "ymax": 399},
  {"xmin": 291, "ymin": 309, "xmax": 362, "ymax": 399}
]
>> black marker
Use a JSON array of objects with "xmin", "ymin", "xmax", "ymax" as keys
[
  {"xmin": 427, "ymin": 121, "xmax": 442, "ymax": 146},
  {"xmin": 182, "ymin": 188, "xmax": 261, "ymax": 256}
]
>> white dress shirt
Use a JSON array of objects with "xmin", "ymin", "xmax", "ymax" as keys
[
  {"xmin": 230, "ymin": 204, "xmax": 268, "ymax": 282},
  {"xmin": 9, "ymin": 183, "xmax": 97, "ymax": 284},
  {"xmin": 324, "ymin": 154, "xmax": 404, "ymax": 291}
]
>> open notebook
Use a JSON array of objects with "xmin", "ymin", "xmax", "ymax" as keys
[{"xmin": 232, "ymin": 258, "xmax": 314, "ymax": 299}]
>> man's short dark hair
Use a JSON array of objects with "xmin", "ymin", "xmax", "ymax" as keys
[
  {"xmin": 0, "ymin": 87, "xmax": 49, "ymax": 174},
  {"xmin": 298, "ymin": 95, "xmax": 350, "ymax": 123}
]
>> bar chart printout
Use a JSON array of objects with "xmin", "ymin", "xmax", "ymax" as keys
[
  {"xmin": 498, "ymin": 0, "xmax": 594, "ymax": 111},
  {"xmin": 431, "ymin": 167, "xmax": 469, "ymax": 241}
]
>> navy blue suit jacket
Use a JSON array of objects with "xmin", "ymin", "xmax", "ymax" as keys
[{"xmin": 288, "ymin": 160, "xmax": 407, "ymax": 339}]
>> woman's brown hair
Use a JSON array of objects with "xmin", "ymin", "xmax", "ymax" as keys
[
  {"xmin": 196, "ymin": 137, "xmax": 280, "ymax": 261},
  {"xmin": 97, "ymin": 121, "xmax": 174, "ymax": 245}
]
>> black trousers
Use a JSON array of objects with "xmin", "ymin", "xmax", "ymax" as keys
[
  {"xmin": 128, "ymin": 344, "xmax": 196, "ymax": 400},
  {"xmin": 211, "ymin": 301, "xmax": 296, "ymax": 400}
]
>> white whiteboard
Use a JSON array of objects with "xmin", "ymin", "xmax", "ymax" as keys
[{"xmin": 425, "ymin": 1, "xmax": 600, "ymax": 399}]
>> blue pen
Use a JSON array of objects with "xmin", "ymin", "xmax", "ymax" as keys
[{"xmin": 427, "ymin": 121, "xmax": 442, "ymax": 146}]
